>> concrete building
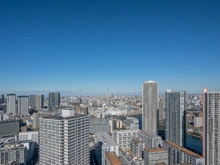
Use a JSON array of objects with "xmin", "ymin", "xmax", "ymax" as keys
[
  {"xmin": 7, "ymin": 94, "xmax": 16, "ymax": 114},
  {"xmin": 165, "ymin": 90, "xmax": 186, "ymax": 147},
  {"xmin": 18, "ymin": 96, "xmax": 29, "ymax": 115},
  {"xmin": 19, "ymin": 131, "xmax": 39, "ymax": 144},
  {"xmin": 39, "ymin": 109, "xmax": 90, "ymax": 165},
  {"xmin": 94, "ymin": 132, "xmax": 119, "ymax": 165},
  {"xmin": 49, "ymin": 92, "xmax": 60, "ymax": 110},
  {"xmin": 144, "ymin": 147, "xmax": 168, "ymax": 165},
  {"xmin": 112, "ymin": 129, "xmax": 139, "ymax": 150},
  {"xmin": 193, "ymin": 117, "xmax": 202, "ymax": 127},
  {"xmin": 158, "ymin": 99, "xmax": 164, "ymax": 121},
  {"xmin": 105, "ymin": 152, "xmax": 122, "ymax": 165},
  {"xmin": 163, "ymin": 140, "xmax": 204, "ymax": 165},
  {"xmin": 131, "ymin": 138, "xmax": 144, "ymax": 158},
  {"xmin": 138, "ymin": 130, "xmax": 162, "ymax": 149},
  {"xmin": 123, "ymin": 117, "xmax": 139, "ymax": 130},
  {"xmin": 0, "ymin": 120, "xmax": 19, "ymax": 138},
  {"xmin": 30, "ymin": 95, "xmax": 36, "ymax": 110},
  {"xmin": 30, "ymin": 95, "xmax": 44, "ymax": 110},
  {"xmin": 203, "ymin": 89, "xmax": 220, "ymax": 165},
  {"xmin": 142, "ymin": 81, "xmax": 158, "ymax": 134},
  {"xmin": 90, "ymin": 116, "xmax": 111, "ymax": 134}
]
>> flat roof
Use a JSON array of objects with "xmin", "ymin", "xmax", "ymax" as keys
[
  {"xmin": 41, "ymin": 114, "xmax": 88, "ymax": 120},
  {"xmin": 105, "ymin": 152, "xmax": 122, "ymax": 165},
  {"xmin": 156, "ymin": 163, "xmax": 166, "ymax": 165},
  {"xmin": 140, "ymin": 130, "xmax": 154, "ymax": 138},
  {"xmin": 165, "ymin": 141, "xmax": 203, "ymax": 158},
  {"xmin": 95, "ymin": 132, "xmax": 117, "ymax": 147},
  {"xmin": 146, "ymin": 147, "xmax": 166, "ymax": 153}
]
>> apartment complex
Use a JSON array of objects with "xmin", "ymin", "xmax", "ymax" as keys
[
  {"xmin": 17, "ymin": 96, "xmax": 29, "ymax": 115},
  {"xmin": 39, "ymin": 109, "xmax": 90, "ymax": 165},
  {"xmin": 144, "ymin": 148, "xmax": 168, "ymax": 165},
  {"xmin": 142, "ymin": 81, "xmax": 158, "ymax": 134}
]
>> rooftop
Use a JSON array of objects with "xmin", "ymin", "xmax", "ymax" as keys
[
  {"xmin": 146, "ymin": 147, "xmax": 166, "ymax": 153},
  {"xmin": 95, "ymin": 132, "xmax": 117, "ymax": 147},
  {"xmin": 165, "ymin": 140, "xmax": 203, "ymax": 158},
  {"xmin": 156, "ymin": 163, "xmax": 166, "ymax": 165},
  {"xmin": 143, "ymin": 80, "xmax": 157, "ymax": 84},
  {"xmin": 41, "ymin": 114, "xmax": 88, "ymax": 120},
  {"xmin": 105, "ymin": 152, "xmax": 122, "ymax": 165}
]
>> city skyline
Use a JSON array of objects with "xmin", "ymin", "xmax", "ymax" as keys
[{"xmin": 0, "ymin": 0, "xmax": 220, "ymax": 94}]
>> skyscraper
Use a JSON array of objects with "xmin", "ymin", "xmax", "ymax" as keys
[
  {"xmin": 7, "ymin": 94, "xmax": 16, "ymax": 114},
  {"xmin": 30, "ymin": 95, "xmax": 36, "ymax": 110},
  {"xmin": 35, "ymin": 95, "xmax": 44, "ymax": 110},
  {"xmin": 203, "ymin": 89, "xmax": 220, "ymax": 165},
  {"xmin": 165, "ymin": 90, "xmax": 186, "ymax": 147},
  {"xmin": 0, "ymin": 94, "xmax": 4, "ymax": 104},
  {"xmin": 39, "ymin": 109, "xmax": 90, "ymax": 164},
  {"xmin": 142, "ymin": 81, "xmax": 158, "ymax": 134},
  {"xmin": 17, "ymin": 96, "xmax": 29, "ymax": 115},
  {"xmin": 49, "ymin": 92, "xmax": 60, "ymax": 110}
]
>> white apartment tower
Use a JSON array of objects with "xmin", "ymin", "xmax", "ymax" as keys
[
  {"xmin": 39, "ymin": 109, "xmax": 90, "ymax": 165},
  {"xmin": 142, "ymin": 80, "xmax": 158, "ymax": 134},
  {"xmin": 203, "ymin": 89, "xmax": 220, "ymax": 165},
  {"xmin": 18, "ymin": 96, "xmax": 29, "ymax": 115},
  {"xmin": 7, "ymin": 93, "xmax": 16, "ymax": 114},
  {"xmin": 165, "ymin": 90, "xmax": 186, "ymax": 147}
]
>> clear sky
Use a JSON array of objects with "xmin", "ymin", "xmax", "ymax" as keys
[{"xmin": 0, "ymin": 0, "xmax": 220, "ymax": 95}]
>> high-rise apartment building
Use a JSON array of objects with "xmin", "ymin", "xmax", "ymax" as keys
[
  {"xmin": 49, "ymin": 92, "xmax": 60, "ymax": 110},
  {"xmin": 203, "ymin": 89, "xmax": 220, "ymax": 165},
  {"xmin": 30, "ymin": 95, "xmax": 36, "ymax": 110},
  {"xmin": 165, "ymin": 90, "xmax": 186, "ymax": 147},
  {"xmin": 142, "ymin": 81, "xmax": 158, "ymax": 134},
  {"xmin": 7, "ymin": 93, "xmax": 16, "ymax": 114},
  {"xmin": 30, "ymin": 95, "xmax": 44, "ymax": 110},
  {"xmin": 39, "ymin": 109, "xmax": 90, "ymax": 165},
  {"xmin": 18, "ymin": 96, "xmax": 29, "ymax": 115},
  {"xmin": 0, "ymin": 94, "xmax": 4, "ymax": 104}
]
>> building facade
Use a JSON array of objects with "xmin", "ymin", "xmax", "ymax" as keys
[
  {"xmin": 144, "ymin": 148, "xmax": 168, "ymax": 165},
  {"xmin": 163, "ymin": 140, "xmax": 204, "ymax": 165},
  {"xmin": 0, "ymin": 94, "xmax": 4, "ymax": 104},
  {"xmin": 203, "ymin": 89, "xmax": 220, "ymax": 165},
  {"xmin": 142, "ymin": 81, "xmax": 158, "ymax": 134},
  {"xmin": 0, "ymin": 120, "xmax": 19, "ymax": 138},
  {"xmin": 39, "ymin": 109, "xmax": 90, "ymax": 165},
  {"xmin": 17, "ymin": 96, "xmax": 29, "ymax": 115},
  {"xmin": 49, "ymin": 92, "xmax": 60, "ymax": 110},
  {"xmin": 7, "ymin": 94, "xmax": 16, "ymax": 114},
  {"xmin": 123, "ymin": 117, "xmax": 139, "ymax": 130},
  {"xmin": 165, "ymin": 90, "xmax": 186, "ymax": 147}
]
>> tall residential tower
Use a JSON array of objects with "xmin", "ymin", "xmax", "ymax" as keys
[
  {"xmin": 17, "ymin": 96, "xmax": 29, "ymax": 115},
  {"xmin": 142, "ymin": 81, "xmax": 158, "ymax": 134},
  {"xmin": 49, "ymin": 92, "xmax": 60, "ymax": 110},
  {"xmin": 7, "ymin": 94, "xmax": 16, "ymax": 114},
  {"xmin": 165, "ymin": 90, "xmax": 186, "ymax": 147},
  {"xmin": 203, "ymin": 89, "xmax": 220, "ymax": 165}
]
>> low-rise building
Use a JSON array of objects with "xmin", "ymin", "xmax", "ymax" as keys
[
  {"xmin": 144, "ymin": 148, "xmax": 168, "ymax": 165},
  {"xmin": 123, "ymin": 117, "xmax": 139, "ymax": 130},
  {"xmin": 163, "ymin": 140, "xmax": 205, "ymax": 165},
  {"xmin": 90, "ymin": 116, "xmax": 111, "ymax": 134},
  {"xmin": 193, "ymin": 117, "xmax": 202, "ymax": 127},
  {"xmin": 19, "ymin": 131, "xmax": 39, "ymax": 144},
  {"xmin": 112, "ymin": 129, "xmax": 139, "ymax": 150},
  {"xmin": 105, "ymin": 152, "xmax": 122, "ymax": 165},
  {"xmin": 94, "ymin": 132, "xmax": 119, "ymax": 165},
  {"xmin": 0, "ymin": 120, "xmax": 19, "ymax": 138},
  {"xmin": 131, "ymin": 138, "xmax": 144, "ymax": 158}
]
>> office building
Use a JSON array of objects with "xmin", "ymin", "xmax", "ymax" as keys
[
  {"xmin": 90, "ymin": 116, "xmax": 111, "ymax": 134},
  {"xmin": 94, "ymin": 132, "xmax": 119, "ymax": 165},
  {"xmin": 112, "ymin": 129, "xmax": 139, "ymax": 150},
  {"xmin": 105, "ymin": 152, "xmax": 122, "ymax": 165},
  {"xmin": 123, "ymin": 117, "xmax": 139, "ymax": 130},
  {"xmin": 163, "ymin": 140, "xmax": 204, "ymax": 165},
  {"xmin": 30, "ymin": 95, "xmax": 36, "ymax": 110},
  {"xmin": 165, "ymin": 90, "xmax": 186, "ymax": 147},
  {"xmin": 142, "ymin": 81, "xmax": 158, "ymax": 134},
  {"xmin": 0, "ymin": 94, "xmax": 4, "ymax": 104},
  {"xmin": 30, "ymin": 95, "xmax": 44, "ymax": 110},
  {"xmin": 19, "ymin": 131, "xmax": 39, "ymax": 144},
  {"xmin": 203, "ymin": 89, "xmax": 220, "ymax": 165},
  {"xmin": 18, "ymin": 96, "xmax": 29, "ymax": 115},
  {"xmin": 7, "ymin": 93, "xmax": 16, "ymax": 114},
  {"xmin": 0, "ymin": 120, "xmax": 19, "ymax": 138},
  {"xmin": 39, "ymin": 109, "xmax": 90, "ymax": 165},
  {"xmin": 144, "ymin": 147, "xmax": 168, "ymax": 165},
  {"xmin": 49, "ymin": 92, "xmax": 60, "ymax": 110}
]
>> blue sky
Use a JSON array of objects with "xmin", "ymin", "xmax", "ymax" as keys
[{"xmin": 0, "ymin": 0, "xmax": 220, "ymax": 95}]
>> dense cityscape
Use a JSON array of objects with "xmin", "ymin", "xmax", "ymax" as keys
[{"xmin": 0, "ymin": 80, "xmax": 218, "ymax": 164}]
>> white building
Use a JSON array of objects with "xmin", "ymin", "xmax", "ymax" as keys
[
  {"xmin": 112, "ymin": 129, "xmax": 139, "ymax": 150},
  {"xmin": 123, "ymin": 117, "xmax": 139, "ymax": 130},
  {"xmin": 39, "ymin": 109, "xmax": 90, "ymax": 165},
  {"xmin": 144, "ymin": 147, "xmax": 168, "ymax": 165},
  {"xmin": 94, "ymin": 132, "xmax": 119, "ymax": 165},
  {"xmin": 7, "ymin": 94, "xmax": 16, "ymax": 114},
  {"xmin": 193, "ymin": 116, "xmax": 202, "ymax": 127},
  {"xmin": 163, "ymin": 140, "xmax": 204, "ymax": 165},
  {"xmin": 142, "ymin": 81, "xmax": 158, "ymax": 134},
  {"xmin": 203, "ymin": 89, "xmax": 220, "ymax": 165},
  {"xmin": 19, "ymin": 131, "xmax": 39, "ymax": 144},
  {"xmin": 18, "ymin": 96, "xmax": 29, "ymax": 115}
]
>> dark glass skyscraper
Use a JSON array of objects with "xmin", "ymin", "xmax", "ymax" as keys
[
  {"xmin": 0, "ymin": 94, "xmax": 4, "ymax": 104},
  {"xmin": 49, "ymin": 92, "xmax": 60, "ymax": 110}
]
